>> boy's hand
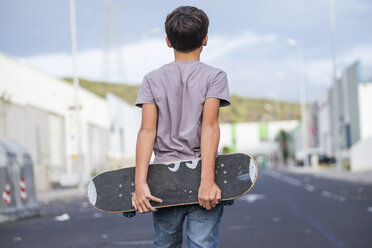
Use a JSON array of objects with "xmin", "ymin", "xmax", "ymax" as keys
[
  {"xmin": 198, "ymin": 180, "xmax": 221, "ymax": 210},
  {"xmin": 132, "ymin": 182, "xmax": 162, "ymax": 213}
]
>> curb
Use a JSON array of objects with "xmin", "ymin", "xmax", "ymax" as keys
[
  {"xmin": 277, "ymin": 166, "xmax": 372, "ymax": 185},
  {"xmin": 37, "ymin": 188, "xmax": 85, "ymax": 203}
]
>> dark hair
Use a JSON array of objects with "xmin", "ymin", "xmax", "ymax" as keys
[{"xmin": 165, "ymin": 6, "xmax": 209, "ymax": 52}]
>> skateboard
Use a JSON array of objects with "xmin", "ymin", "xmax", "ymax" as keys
[{"xmin": 86, "ymin": 153, "xmax": 258, "ymax": 214}]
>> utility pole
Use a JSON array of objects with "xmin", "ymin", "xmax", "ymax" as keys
[
  {"xmin": 287, "ymin": 39, "xmax": 309, "ymax": 167},
  {"xmin": 329, "ymin": 0, "xmax": 342, "ymax": 171},
  {"xmin": 69, "ymin": 0, "xmax": 84, "ymax": 191},
  {"xmin": 103, "ymin": 0, "xmax": 124, "ymax": 83}
]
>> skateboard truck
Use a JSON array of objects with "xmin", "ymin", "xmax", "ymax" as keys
[{"xmin": 123, "ymin": 211, "xmax": 136, "ymax": 218}]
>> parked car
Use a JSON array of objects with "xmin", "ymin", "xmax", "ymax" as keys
[{"xmin": 295, "ymin": 148, "xmax": 335, "ymax": 166}]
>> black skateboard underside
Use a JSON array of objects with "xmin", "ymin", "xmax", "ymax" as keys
[{"xmin": 87, "ymin": 153, "xmax": 257, "ymax": 213}]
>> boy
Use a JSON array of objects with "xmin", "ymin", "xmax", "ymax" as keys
[{"xmin": 133, "ymin": 6, "xmax": 230, "ymax": 248}]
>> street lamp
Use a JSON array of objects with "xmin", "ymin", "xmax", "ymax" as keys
[
  {"xmin": 329, "ymin": 0, "xmax": 342, "ymax": 171},
  {"xmin": 69, "ymin": 0, "xmax": 84, "ymax": 191},
  {"xmin": 287, "ymin": 39, "xmax": 309, "ymax": 167}
]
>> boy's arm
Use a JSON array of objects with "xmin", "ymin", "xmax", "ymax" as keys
[
  {"xmin": 132, "ymin": 103, "xmax": 162, "ymax": 213},
  {"xmin": 198, "ymin": 98, "xmax": 222, "ymax": 210}
]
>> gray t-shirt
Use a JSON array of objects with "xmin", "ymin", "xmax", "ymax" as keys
[{"xmin": 135, "ymin": 61, "xmax": 230, "ymax": 163}]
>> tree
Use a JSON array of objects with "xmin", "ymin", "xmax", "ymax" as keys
[{"xmin": 275, "ymin": 130, "xmax": 291, "ymax": 164}]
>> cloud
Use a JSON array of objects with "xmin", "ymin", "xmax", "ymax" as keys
[
  {"xmin": 20, "ymin": 38, "xmax": 172, "ymax": 83},
  {"xmin": 18, "ymin": 30, "xmax": 277, "ymax": 84},
  {"xmin": 17, "ymin": 31, "xmax": 372, "ymax": 102},
  {"xmin": 204, "ymin": 31, "xmax": 277, "ymax": 61},
  {"xmin": 304, "ymin": 42, "xmax": 372, "ymax": 86}
]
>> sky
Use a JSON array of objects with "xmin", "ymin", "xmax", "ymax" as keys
[{"xmin": 1, "ymin": 0, "xmax": 371, "ymax": 102}]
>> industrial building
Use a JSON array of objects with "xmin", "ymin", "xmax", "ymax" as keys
[
  {"xmin": 314, "ymin": 61, "xmax": 372, "ymax": 171},
  {"xmin": 0, "ymin": 53, "xmax": 140, "ymax": 191}
]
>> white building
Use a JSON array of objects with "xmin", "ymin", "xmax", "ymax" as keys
[
  {"xmin": 317, "ymin": 90, "xmax": 332, "ymax": 157},
  {"xmin": 220, "ymin": 120, "xmax": 299, "ymax": 166},
  {"xmin": 315, "ymin": 60, "xmax": 372, "ymax": 171},
  {"xmin": 358, "ymin": 82, "xmax": 372, "ymax": 140},
  {"xmin": 106, "ymin": 92, "xmax": 141, "ymax": 168},
  {"xmin": 350, "ymin": 82, "xmax": 372, "ymax": 172},
  {"xmin": 0, "ymin": 53, "xmax": 140, "ymax": 190}
]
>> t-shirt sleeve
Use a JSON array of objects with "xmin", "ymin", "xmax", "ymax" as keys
[
  {"xmin": 206, "ymin": 71, "xmax": 231, "ymax": 107},
  {"xmin": 135, "ymin": 76, "xmax": 155, "ymax": 108}
]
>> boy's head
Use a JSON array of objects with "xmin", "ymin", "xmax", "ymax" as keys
[{"xmin": 165, "ymin": 6, "xmax": 209, "ymax": 52}]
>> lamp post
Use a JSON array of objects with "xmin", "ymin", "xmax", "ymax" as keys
[
  {"xmin": 329, "ymin": 0, "xmax": 342, "ymax": 171},
  {"xmin": 69, "ymin": 0, "xmax": 84, "ymax": 191},
  {"xmin": 287, "ymin": 39, "xmax": 309, "ymax": 167}
]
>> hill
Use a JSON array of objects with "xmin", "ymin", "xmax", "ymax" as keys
[{"xmin": 63, "ymin": 78, "xmax": 301, "ymax": 123}]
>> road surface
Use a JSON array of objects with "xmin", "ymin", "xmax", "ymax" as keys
[{"xmin": 1, "ymin": 167, "xmax": 371, "ymax": 248}]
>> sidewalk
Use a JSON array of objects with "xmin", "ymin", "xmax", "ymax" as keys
[
  {"xmin": 278, "ymin": 165, "xmax": 372, "ymax": 185},
  {"xmin": 36, "ymin": 187, "xmax": 85, "ymax": 203}
]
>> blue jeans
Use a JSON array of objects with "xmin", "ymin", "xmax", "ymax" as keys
[{"xmin": 152, "ymin": 204, "xmax": 224, "ymax": 248}]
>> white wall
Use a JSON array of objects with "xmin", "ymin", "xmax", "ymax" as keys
[
  {"xmin": 0, "ymin": 103, "xmax": 53, "ymax": 191},
  {"xmin": 0, "ymin": 53, "xmax": 111, "ymax": 188},
  {"xmin": 0, "ymin": 54, "xmax": 109, "ymax": 129},
  {"xmin": 350, "ymin": 138, "xmax": 372, "ymax": 172},
  {"xmin": 106, "ymin": 93, "xmax": 141, "ymax": 166},
  {"xmin": 220, "ymin": 120, "xmax": 299, "ymax": 155}
]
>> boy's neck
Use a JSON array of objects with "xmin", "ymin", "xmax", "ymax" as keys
[{"xmin": 174, "ymin": 47, "xmax": 202, "ymax": 62}]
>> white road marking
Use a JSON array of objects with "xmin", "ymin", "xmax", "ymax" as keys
[
  {"xmin": 266, "ymin": 170, "xmax": 348, "ymax": 203},
  {"xmin": 272, "ymin": 217, "xmax": 280, "ymax": 222},
  {"xmin": 321, "ymin": 190, "xmax": 333, "ymax": 198},
  {"xmin": 264, "ymin": 170, "xmax": 282, "ymax": 179},
  {"xmin": 321, "ymin": 190, "xmax": 346, "ymax": 202},
  {"xmin": 94, "ymin": 213, "xmax": 102, "ymax": 218},
  {"xmin": 229, "ymin": 225, "xmax": 246, "ymax": 230},
  {"xmin": 81, "ymin": 202, "xmax": 89, "ymax": 208},
  {"xmin": 13, "ymin": 237, "xmax": 22, "ymax": 242},
  {"xmin": 304, "ymin": 184, "xmax": 316, "ymax": 192},
  {"xmin": 367, "ymin": 206, "xmax": 372, "ymax": 212},
  {"xmin": 241, "ymin": 194, "xmax": 266, "ymax": 203},
  {"xmin": 338, "ymin": 196, "xmax": 346, "ymax": 202},
  {"xmin": 281, "ymin": 175, "xmax": 302, "ymax": 187},
  {"xmin": 265, "ymin": 170, "xmax": 302, "ymax": 187},
  {"xmin": 110, "ymin": 240, "xmax": 154, "ymax": 245}
]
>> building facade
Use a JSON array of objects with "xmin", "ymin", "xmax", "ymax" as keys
[{"xmin": 0, "ymin": 53, "xmax": 140, "ymax": 191}]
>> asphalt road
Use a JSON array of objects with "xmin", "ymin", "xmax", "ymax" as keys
[{"xmin": 1, "ymin": 167, "xmax": 371, "ymax": 248}]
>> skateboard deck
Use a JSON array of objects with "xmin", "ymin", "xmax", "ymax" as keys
[{"xmin": 86, "ymin": 153, "xmax": 258, "ymax": 213}]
